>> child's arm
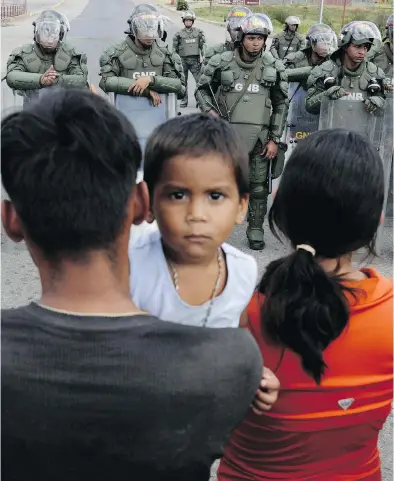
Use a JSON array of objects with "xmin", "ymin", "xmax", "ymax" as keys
[
  {"xmin": 239, "ymin": 307, "xmax": 249, "ymax": 329},
  {"xmin": 251, "ymin": 367, "xmax": 280, "ymax": 415}
]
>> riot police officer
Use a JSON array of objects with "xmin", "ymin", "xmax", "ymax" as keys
[
  {"xmin": 99, "ymin": 6, "xmax": 185, "ymax": 103},
  {"xmin": 6, "ymin": 10, "xmax": 88, "ymax": 101},
  {"xmin": 195, "ymin": 14, "xmax": 288, "ymax": 250},
  {"xmin": 367, "ymin": 15, "xmax": 393, "ymax": 90},
  {"xmin": 305, "ymin": 21, "xmax": 386, "ymax": 116},
  {"xmin": 203, "ymin": 6, "xmax": 251, "ymax": 67},
  {"xmin": 270, "ymin": 16, "xmax": 305, "ymax": 60},
  {"xmin": 172, "ymin": 10, "xmax": 206, "ymax": 108},
  {"xmin": 284, "ymin": 24, "xmax": 337, "ymax": 89}
]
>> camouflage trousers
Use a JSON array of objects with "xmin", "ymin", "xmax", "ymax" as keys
[
  {"xmin": 247, "ymin": 140, "xmax": 269, "ymax": 249},
  {"xmin": 181, "ymin": 56, "xmax": 201, "ymax": 106}
]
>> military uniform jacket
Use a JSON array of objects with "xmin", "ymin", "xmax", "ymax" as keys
[
  {"xmin": 195, "ymin": 49, "xmax": 289, "ymax": 153},
  {"xmin": 203, "ymin": 41, "xmax": 233, "ymax": 68},
  {"xmin": 173, "ymin": 27, "xmax": 206, "ymax": 58},
  {"xmin": 270, "ymin": 31, "xmax": 306, "ymax": 60},
  {"xmin": 367, "ymin": 42, "xmax": 393, "ymax": 79},
  {"xmin": 305, "ymin": 57, "xmax": 386, "ymax": 114},
  {"xmin": 285, "ymin": 48, "xmax": 328, "ymax": 89},
  {"xmin": 6, "ymin": 41, "xmax": 88, "ymax": 91},
  {"xmin": 99, "ymin": 36, "xmax": 185, "ymax": 98}
]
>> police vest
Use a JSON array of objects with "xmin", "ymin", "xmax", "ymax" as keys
[
  {"xmin": 216, "ymin": 53, "xmax": 276, "ymax": 152},
  {"xmin": 18, "ymin": 42, "xmax": 74, "ymax": 74},
  {"xmin": 178, "ymin": 28, "xmax": 200, "ymax": 57},
  {"xmin": 336, "ymin": 61, "xmax": 383, "ymax": 100},
  {"xmin": 277, "ymin": 32, "xmax": 302, "ymax": 60},
  {"xmin": 118, "ymin": 40, "xmax": 166, "ymax": 80}
]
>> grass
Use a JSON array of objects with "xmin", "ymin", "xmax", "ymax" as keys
[{"xmin": 190, "ymin": 3, "xmax": 392, "ymax": 35}]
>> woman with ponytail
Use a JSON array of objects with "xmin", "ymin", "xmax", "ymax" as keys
[{"xmin": 218, "ymin": 129, "xmax": 393, "ymax": 481}]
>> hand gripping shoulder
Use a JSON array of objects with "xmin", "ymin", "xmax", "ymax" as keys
[{"xmin": 306, "ymin": 64, "xmax": 324, "ymax": 88}]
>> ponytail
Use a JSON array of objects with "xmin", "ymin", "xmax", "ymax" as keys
[{"xmin": 259, "ymin": 249, "xmax": 352, "ymax": 384}]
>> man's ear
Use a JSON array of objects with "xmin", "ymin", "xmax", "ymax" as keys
[
  {"xmin": 1, "ymin": 200, "xmax": 25, "ymax": 243},
  {"xmin": 129, "ymin": 181, "xmax": 150, "ymax": 226}
]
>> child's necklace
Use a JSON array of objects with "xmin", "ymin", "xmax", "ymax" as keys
[{"xmin": 167, "ymin": 248, "xmax": 223, "ymax": 328}]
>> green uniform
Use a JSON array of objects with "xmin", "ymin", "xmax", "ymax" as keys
[
  {"xmin": 270, "ymin": 30, "xmax": 306, "ymax": 60},
  {"xmin": 99, "ymin": 36, "xmax": 185, "ymax": 99},
  {"xmin": 284, "ymin": 47, "xmax": 327, "ymax": 90},
  {"xmin": 203, "ymin": 41, "xmax": 233, "ymax": 68},
  {"xmin": 6, "ymin": 41, "xmax": 88, "ymax": 100},
  {"xmin": 305, "ymin": 58, "xmax": 386, "ymax": 115},
  {"xmin": 367, "ymin": 42, "xmax": 393, "ymax": 78},
  {"xmin": 173, "ymin": 27, "xmax": 206, "ymax": 105},
  {"xmin": 195, "ymin": 49, "xmax": 289, "ymax": 248}
]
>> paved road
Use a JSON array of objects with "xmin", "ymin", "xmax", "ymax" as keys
[{"xmin": 1, "ymin": 1, "xmax": 393, "ymax": 479}]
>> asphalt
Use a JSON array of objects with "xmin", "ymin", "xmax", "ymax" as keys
[{"xmin": 1, "ymin": 0, "xmax": 393, "ymax": 479}]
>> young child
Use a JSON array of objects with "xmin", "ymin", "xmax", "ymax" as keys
[{"xmin": 128, "ymin": 113, "xmax": 258, "ymax": 328}]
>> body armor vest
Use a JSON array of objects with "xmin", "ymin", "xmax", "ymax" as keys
[
  {"xmin": 178, "ymin": 28, "xmax": 200, "ymax": 57},
  {"xmin": 216, "ymin": 52, "xmax": 275, "ymax": 152},
  {"xmin": 19, "ymin": 42, "xmax": 72, "ymax": 74},
  {"xmin": 118, "ymin": 38, "xmax": 166, "ymax": 79},
  {"xmin": 277, "ymin": 32, "xmax": 302, "ymax": 59}
]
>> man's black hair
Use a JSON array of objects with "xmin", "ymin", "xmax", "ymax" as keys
[
  {"xmin": 143, "ymin": 113, "xmax": 250, "ymax": 197},
  {"xmin": 1, "ymin": 88, "xmax": 142, "ymax": 261}
]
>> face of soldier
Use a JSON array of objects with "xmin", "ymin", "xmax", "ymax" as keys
[
  {"xmin": 184, "ymin": 19, "xmax": 193, "ymax": 28},
  {"xmin": 35, "ymin": 20, "xmax": 60, "ymax": 52},
  {"xmin": 242, "ymin": 34, "xmax": 265, "ymax": 57},
  {"xmin": 345, "ymin": 42, "xmax": 368, "ymax": 64},
  {"xmin": 150, "ymin": 153, "xmax": 248, "ymax": 262},
  {"xmin": 137, "ymin": 37, "xmax": 154, "ymax": 48},
  {"xmin": 288, "ymin": 24, "xmax": 297, "ymax": 33}
]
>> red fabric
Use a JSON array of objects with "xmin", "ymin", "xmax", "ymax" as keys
[{"xmin": 218, "ymin": 268, "xmax": 393, "ymax": 481}]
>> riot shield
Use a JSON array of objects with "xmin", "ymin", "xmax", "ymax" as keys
[
  {"xmin": 114, "ymin": 93, "xmax": 177, "ymax": 155},
  {"xmin": 376, "ymin": 96, "xmax": 393, "ymax": 253},
  {"xmin": 318, "ymin": 96, "xmax": 384, "ymax": 147},
  {"xmin": 285, "ymin": 82, "xmax": 320, "ymax": 155},
  {"xmin": 319, "ymin": 96, "xmax": 389, "ymax": 254}
]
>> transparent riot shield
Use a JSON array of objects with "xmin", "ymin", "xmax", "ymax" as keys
[
  {"xmin": 318, "ymin": 96, "xmax": 384, "ymax": 147},
  {"xmin": 376, "ymin": 96, "xmax": 393, "ymax": 253},
  {"xmin": 285, "ymin": 82, "xmax": 320, "ymax": 156},
  {"xmin": 319, "ymin": 96, "xmax": 388, "ymax": 254},
  {"xmin": 114, "ymin": 94, "xmax": 177, "ymax": 242},
  {"xmin": 115, "ymin": 93, "xmax": 177, "ymax": 154}
]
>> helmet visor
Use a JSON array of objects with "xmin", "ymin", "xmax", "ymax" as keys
[
  {"xmin": 310, "ymin": 32, "xmax": 337, "ymax": 56},
  {"xmin": 131, "ymin": 14, "xmax": 162, "ymax": 40},
  {"xmin": 35, "ymin": 20, "xmax": 61, "ymax": 49}
]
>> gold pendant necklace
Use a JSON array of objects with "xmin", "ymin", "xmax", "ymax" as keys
[{"xmin": 167, "ymin": 248, "xmax": 223, "ymax": 327}]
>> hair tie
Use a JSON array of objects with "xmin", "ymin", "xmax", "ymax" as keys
[{"xmin": 296, "ymin": 244, "xmax": 316, "ymax": 256}]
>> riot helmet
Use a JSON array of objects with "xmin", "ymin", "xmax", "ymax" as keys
[
  {"xmin": 306, "ymin": 24, "xmax": 337, "ymax": 58},
  {"xmin": 386, "ymin": 15, "xmax": 393, "ymax": 43},
  {"xmin": 226, "ymin": 6, "xmax": 251, "ymax": 41},
  {"xmin": 129, "ymin": 4, "xmax": 158, "ymax": 17},
  {"xmin": 125, "ymin": 4, "xmax": 165, "ymax": 37},
  {"xmin": 129, "ymin": 12, "xmax": 165, "ymax": 47},
  {"xmin": 338, "ymin": 21, "xmax": 379, "ymax": 50},
  {"xmin": 33, "ymin": 10, "xmax": 67, "ymax": 51},
  {"xmin": 285, "ymin": 16, "xmax": 301, "ymax": 32},
  {"xmin": 182, "ymin": 10, "xmax": 196, "ymax": 27},
  {"xmin": 236, "ymin": 13, "xmax": 273, "ymax": 56}
]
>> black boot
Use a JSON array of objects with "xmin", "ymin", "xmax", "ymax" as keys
[{"xmin": 246, "ymin": 198, "xmax": 266, "ymax": 250}]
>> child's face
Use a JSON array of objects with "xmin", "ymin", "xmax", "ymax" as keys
[{"xmin": 151, "ymin": 153, "xmax": 248, "ymax": 261}]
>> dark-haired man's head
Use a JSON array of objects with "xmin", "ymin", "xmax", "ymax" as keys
[
  {"xmin": 1, "ymin": 88, "xmax": 149, "ymax": 279},
  {"xmin": 143, "ymin": 113, "xmax": 250, "ymax": 262}
]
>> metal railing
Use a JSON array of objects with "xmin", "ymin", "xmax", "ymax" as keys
[{"xmin": 1, "ymin": 0, "xmax": 27, "ymax": 19}]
